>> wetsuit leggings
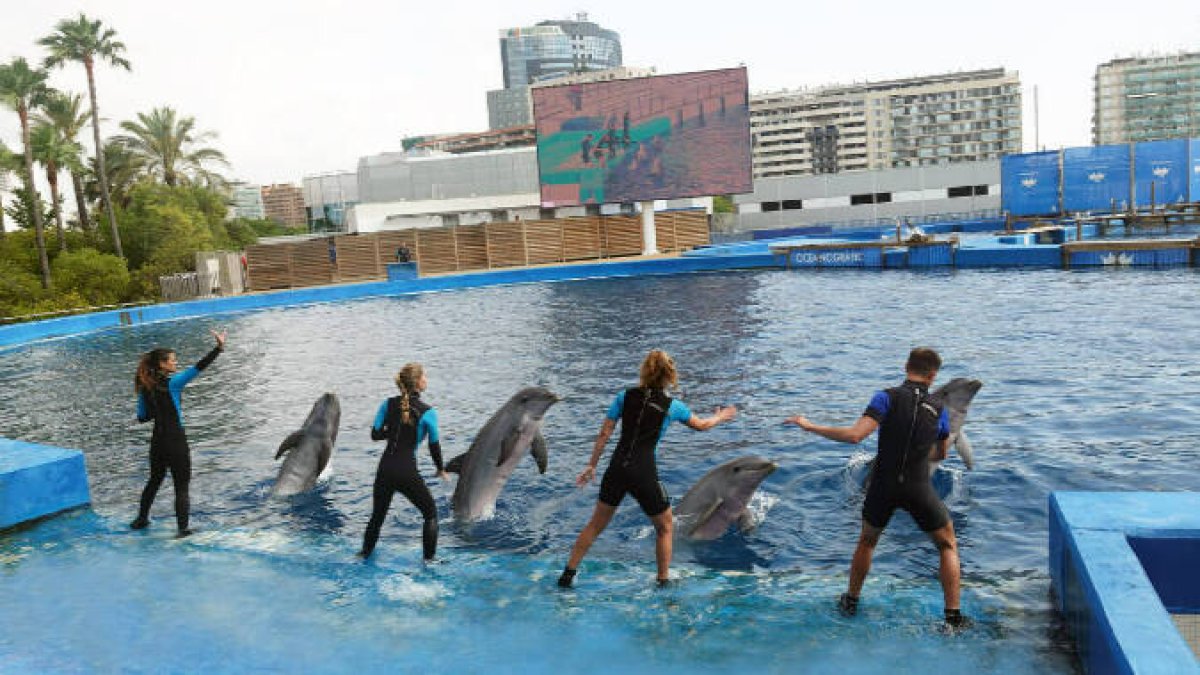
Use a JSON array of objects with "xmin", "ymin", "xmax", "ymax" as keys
[
  {"xmin": 136, "ymin": 438, "xmax": 191, "ymax": 531},
  {"xmin": 362, "ymin": 458, "xmax": 438, "ymax": 559}
]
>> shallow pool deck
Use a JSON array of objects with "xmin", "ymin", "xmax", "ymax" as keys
[{"xmin": 1050, "ymin": 492, "xmax": 1200, "ymax": 674}]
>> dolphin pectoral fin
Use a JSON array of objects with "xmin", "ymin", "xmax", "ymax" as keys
[
  {"xmin": 530, "ymin": 432, "xmax": 548, "ymax": 474},
  {"xmin": 498, "ymin": 432, "xmax": 520, "ymax": 467},
  {"xmin": 275, "ymin": 431, "xmax": 304, "ymax": 460},
  {"xmin": 956, "ymin": 431, "xmax": 975, "ymax": 470},
  {"xmin": 445, "ymin": 453, "xmax": 466, "ymax": 474},
  {"xmin": 737, "ymin": 509, "xmax": 758, "ymax": 534},
  {"xmin": 687, "ymin": 499, "xmax": 724, "ymax": 538}
]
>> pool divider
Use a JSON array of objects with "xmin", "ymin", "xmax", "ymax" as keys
[{"xmin": 1049, "ymin": 492, "xmax": 1200, "ymax": 674}]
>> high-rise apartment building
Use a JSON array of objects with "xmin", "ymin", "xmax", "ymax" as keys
[
  {"xmin": 751, "ymin": 68, "xmax": 1022, "ymax": 179},
  {"xmin": 261, "ymin": 184, "xmax": 307, "ymax": 227},
  {"xmin": 1093, "ymin": 52, "xmax": 1200, "ymax": 145},
  {"xmin": 487, "ymin": 13, "xmax": 623, "ymax": 129},
  {"xmin": 229, "ymin": 182, "xmax": 265, "ymax": 220}
]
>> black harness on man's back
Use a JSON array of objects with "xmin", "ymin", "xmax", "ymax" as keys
[{"xmin": 612, "ymin": 387, "xmax": 672, "ymax": 470}]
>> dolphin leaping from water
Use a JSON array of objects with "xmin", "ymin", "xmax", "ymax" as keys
[
  {"xmin": 675, "ymin": 456, "xmax": 778, "ymax": 541},
  {"xmin": 931, "ymin": 378, "xmax": 982, "ymax": 469},
  {"xmin": 445, "ymin": 386, "xmax": 560, "ymax": 521},
  {"xmin": 271, "ymin": 393, "xmax": 340, "ymax": 497}
]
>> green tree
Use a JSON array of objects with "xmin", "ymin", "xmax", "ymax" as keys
[
  {"xmin": 39, "ymin": 13, "xmax": 131, "ymax": 260},
  {"xmin": 0, "ymin": 140, "xmax": 21, "ymax": 239},
  {"xmin": 713, "ymin": 195, "xmax": 734, "ymax": 213},
  {"xmin": 116, "ymin": 107, "xmax": 228, "ymax": 188},
  {"xmin": 51, "ymin": 247, "xmax": 129, "ymax": 305},
  {"xmin": 33, "ymin": 90, "xmax": 92, "ymax": 231},
  {"xmin": 0, "ymin": 57, "xmax": 53, "ymax": 288},
  {"xmin": 86, "ymin": 139, "xmax": 146, "ymax": 210},
  {"xmin": 3, "ymin": 185, "xmax": 53, "ymax": 232},
  {"xmin": 31, "ymin": 122, "xmax": 84, "ymax": 251}
]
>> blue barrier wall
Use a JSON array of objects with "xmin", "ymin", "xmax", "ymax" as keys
[
  {"xmin": 1134, "ymin": 139, "xmax": 1189, "ymax": 207},
  {"xmin": 1191, "ymin": 138, "xmax": 1200, "ymax": 202},
  {"xmin": 786, "ymin": 247, "xmax": 883, "ymax": 268},
  {"xmin": 0, "ymin": 440, "xmax": 90, "ymax": 530},
  {"xmin": 1063, "ymin": 145, "xmax": 1131, "ymax": 213},
  {"xmin": 1128, "ymin": 536, "xmax": 1200, "ymax": 613},
  {"xmin": 1002, "ymin": 151, "xmax": 1061, "ymax": 216}
]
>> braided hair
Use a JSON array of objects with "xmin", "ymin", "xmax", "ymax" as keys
[{"xmin": 394, "ymin": 363, "xmax": 425, "ymax": 424}]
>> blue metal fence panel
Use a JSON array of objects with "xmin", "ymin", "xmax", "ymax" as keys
[
  {"xmin": 1063, "ymin": 145, "xmax": 1131, "ymax": 213},
  {"xmin": 1191, "ymin": 138, "xmax": 1200, "ymax": 202},
  {"xmin": 787, "ymin": 247, "xmax": 883, "ymax": 268},
  {"xmin": 1069, "ymin": 249, "xmax": 1157, "ymax": 267},
  {"xmin": 908, "ymin": 243, "xmax": 954, "ymax": 267},
  {"xmin": 1002, "ymin": 151, "xmax": 1060, "ymax": 216},
  {"xmin": 1134, "ymin": 139, "xmax": 1189, "ymax": 207}
]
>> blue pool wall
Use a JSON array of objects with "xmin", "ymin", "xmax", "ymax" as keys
[
  {"xmin": 1049, "ymin": 492, "xmax": 1200, "ymax": 675},
  {"xmin": 0, "ymin": 439, "xmax": 90, "ymax": 531}
]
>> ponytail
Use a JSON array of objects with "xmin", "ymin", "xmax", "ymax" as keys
[
  {"xmin": 135, "ymin": 348, "xmax": 174, "ymax": 393},
  {"xmin": 639, "ymin": 349, "xmax": 678, "ymax": 392},
  {"xmin": 394, "ymin": 363, "xmax": 425, "ymax": 425}
]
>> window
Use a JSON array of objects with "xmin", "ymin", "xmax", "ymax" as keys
[
  {"xmin": 782, "ymin": 199, "xmax": 803, "ymax": 210},
  {"xmin": 947, "ymin": 186, "xmax": 973, "ymax": 198},
  {"xmin": 973, "ymin": 185, "xmax": 989, "ymax": 196},
  {"xmin": 850, "ymin": 193, "xmax": 875, "ymax": 206},
  {"xmin": 761, "ymin": 201, "xmax": 782, "ymax": 212}
]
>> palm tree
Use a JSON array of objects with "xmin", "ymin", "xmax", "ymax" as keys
[
  {"xmin": 39, "ymin": 13, "xmax": 131, "ymax": 260},
  {"xmin": 33, "ymin": 90, "xmax": 92, "ymax": 232},
  {"xmin": 0, "ymin": 140, "xmax": 19, "ymax": 239},
  {"xmin": 85, "ymin": 139, "xmax": 146, "ymax": 209},
  {"xmin": 0, "ymin": 57, "xmax": 53, "ymax": 288},
  {"xmin": 116, "ymin": 107, "xmax": 228, "ymax": 187},
  {"xmin": 31, "ymin": 123, "xmax": 84, "ymax": 251}
]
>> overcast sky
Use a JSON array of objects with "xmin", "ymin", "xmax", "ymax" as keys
[{"xmin": 3, "ymin": 1, "xmax": 1199, "ymax": 186}]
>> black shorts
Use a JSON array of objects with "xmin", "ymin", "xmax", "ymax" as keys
[
  {"xmin": 599, "ymin": 464, "xmax": 670, "ymax": 517},
  {"xmin": 862, "ymin": 477, "xmax": 949, "ymax": 532}
]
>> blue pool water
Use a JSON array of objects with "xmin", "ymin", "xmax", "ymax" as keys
[{"xmin": 3, "ymin": 268, "xmax": 1199, "ymax": 673}]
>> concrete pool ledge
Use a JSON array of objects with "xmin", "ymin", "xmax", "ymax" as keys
[
  {"xmin": 0, "ymin": 439, "xmax": 90, "ymax": 531},
  {"xmin": 1050, "ymin": 492, "xmax": 1200, "ymax": 674}
]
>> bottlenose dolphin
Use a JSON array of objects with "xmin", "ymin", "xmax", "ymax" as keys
[
  {"xmin": 271, "ymin": 393, "xmax": 340, "ymax": 497},
  {"xmin": 675, "ymin": 456, "xmax": 778, "ymax": 541},
  {"xmin": 930, "ymin": 378, "xmax": 983, "ymax": 469},
  {"xmin": 445, "ymin": 386, "xmax": 559, "ymax": 521}
]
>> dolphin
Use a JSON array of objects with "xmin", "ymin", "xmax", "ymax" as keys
[
  {"xmin": 445, "ymin": 386, "xmax": 560, "ymax": 521},
  {"xmin": 271, "ymin": 393, "xmax": 340, "ymax": 498},
  {"xmin": 675, "ymin": 456, "xmax": 778, "ymax": 541},
  {"xmin": 930, "ymin": 378, "xmax": 983, "ymax": 469}
]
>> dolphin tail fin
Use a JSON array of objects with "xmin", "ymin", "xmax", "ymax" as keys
[
  {"xmin": 530, "ymin": 432, "xmax": 548, "ymax": 474},
  {"xmin": 956, "ymin": 431, "xmax": 975, "ymax": 470},
  {"xmin": 275, "ymin": 431, "xmax": 304, "ymax": 460},
  {"xmin": 736, "ymin": 509, "xmax": 758, "ymax": 534},
  {"xmin": 445, "ymin": 453, "xmax": 466, "ymax": 474}
]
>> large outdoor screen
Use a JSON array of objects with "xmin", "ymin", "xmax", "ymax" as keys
[{"xmin": 532, "ymin": 67, "xmax": 752, "ymax": 207}]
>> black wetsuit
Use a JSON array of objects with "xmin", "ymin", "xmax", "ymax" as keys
[
  {"xmin": 861, "ymin": 380, "xmax": 950, "ymax": 532},
  {"xmin": 133, "ymin": 346, "xmax": 222, "ymax": 532},
  {"xmin": 599, "ymin": 387, "xmax": 678, "ymax": 517},
  {"xmin": 361, "ymin": 395, "xmax": 444, "ymax": 559}
]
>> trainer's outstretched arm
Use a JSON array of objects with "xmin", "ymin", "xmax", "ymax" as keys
[
  {"xmin": 576, "ymin": 418, "xmax": 617, "ymax": 486},
  {"xmin": 786, "ymin": 414, "xmax": 879, "ymax": 445}
]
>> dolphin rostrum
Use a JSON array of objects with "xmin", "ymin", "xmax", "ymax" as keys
[
  {"xmin": 271, "ymin": 393, "xmax": 340, "ymax": 497},
  {"xmin": 445, "ymin": 386, "xmax": 559, "ymax": 521},
  {"xmin": 675, "ymin": 456, "xmax": 778, "ymax": 541},
  {"xmin": 930, "ymin": 378, "xmax": 983, "ymax": 469}
]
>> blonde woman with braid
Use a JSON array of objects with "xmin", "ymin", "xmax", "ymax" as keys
[
  {"xmin": 359, "ymin": 363, "xmax": 449, "ymax": 561},
  {"xmin": 558, "ymin": 349, "xmax": 737, "ymax": 588}
]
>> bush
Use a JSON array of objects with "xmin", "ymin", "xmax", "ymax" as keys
[{"xmin": 51, "ymin": 248, "xmax": 131, "ymax": 306}]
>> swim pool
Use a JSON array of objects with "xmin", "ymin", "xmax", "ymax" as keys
[{"xmin": 2, "ymin": 268, "xmax": 1198, "ymax": 673}]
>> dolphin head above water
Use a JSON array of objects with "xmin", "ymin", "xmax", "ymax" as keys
[
  {"xmin": 676, "ymin": 456, "xmax": 778, "ymax": 541},
  {"xmin": 507, "ymin": 386, "xmax": 560, "ymax": 421}
]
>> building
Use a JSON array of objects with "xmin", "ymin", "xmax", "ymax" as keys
[
  {"xmin": 302, "ymin": 172, "xmax": 359, "ymax": 231},
  {"xmin": 734, "ymin": 159, "xmax": 1000, "ymax": 232},
  {"xmin": 489, "ymin": 65, "xmax": 656, "ymax": 130},
  {"xmin": 229, "ymin": 182, "xmax": 265, "ymax": 220},
  {"xmin": 261, "ymin": 184, "xmax": 307, "ymax": 227},
  {"xmin": 487, "ymin": 13, "xmax": 623, "ymax": 128},
  {"xmin": 408, "ymin": 126, "xmax": 536, "ymax": 155},
  {"xmin": 751, "ymin": 68, "xmax": 1022, "ymax": 179},
  {"xmin": 1093, "ymin": 52, "xmax": 1200, "ymax": 145}
]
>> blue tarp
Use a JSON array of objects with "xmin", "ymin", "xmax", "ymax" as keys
[
  {"xmin": 1191, "ymin": 138, "xmax": 1200, "ymax": 203},
  {"xmin": 1002, "ymin": 151, "xmax": 1060, "ymax": 216},
  {"xmin": 1063, "ymin": 145, "xmax": 1131, "ymax": 213},
  {"xmin": 1134, "ymin": 139, "xmax": 1189, "ymax": 207}
]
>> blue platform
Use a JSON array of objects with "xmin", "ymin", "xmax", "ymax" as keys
[
  {"xmin": 0, "ymin": 439, "xmax": 90, "ymax": 531},
  {"xmin": 1049, "ymin": 492, "xmax": 1200, "ymax": 674}
]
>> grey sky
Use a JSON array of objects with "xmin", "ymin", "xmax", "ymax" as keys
[{"xmin": 3, "ymin": 0, "xmax": 1199, "ymax": 187}]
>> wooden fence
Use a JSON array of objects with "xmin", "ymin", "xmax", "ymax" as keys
[{"xmin": 244, "ymin": 210, "xmax": 710, "ymax": 291}]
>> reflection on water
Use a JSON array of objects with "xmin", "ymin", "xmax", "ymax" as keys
[{"xmin": 3, "ymin": 268, "xmax": 1199, "ymax": 672}]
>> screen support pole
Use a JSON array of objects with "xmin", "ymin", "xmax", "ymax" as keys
[{"xmin": 641, "ymin": 201, "xmax": 658, "ymax": 255}]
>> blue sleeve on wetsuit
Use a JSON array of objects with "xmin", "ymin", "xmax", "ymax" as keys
[
  {"xmin": 136, "ymin": 391, "xmax": 150, "ymax": 423},
  {"xmin": 668, "ymin": 400, "xmax": 692, "ymax": 424},
  {"xmin": 864, "ymin": 391, "xmax": 889, "ymax": 422},
  {"xmin": 417, "ymin": 408, "xmax": 440, "ymax": 446},
  {"xmin": 372, "ymin": 400, "xmax": 389, "ymax": 435},
  {"xmin": 937, "ymin": 407, "xmax": 950, "ymax": 440},
  {"xmin": 172, "ymin": 366, "xmax": 200, "ymax": 390},
  {"xmin": 606, "ymin": 390, "xmax": 626, "ymax": 421}
]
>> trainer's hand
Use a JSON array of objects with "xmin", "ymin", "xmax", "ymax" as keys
[
  {"xmin": 436, "ymin": 470, "xmax": 450, "ymax": 481},
  {"xmin": 784, "ymin": 415, "xmax": 813, "ymax": 431},
  {"xmin": 714, "ymin": 405, "xmax": 737, "ymax": 423},
  {"xmin": 575, "ymin": 465, "xmax": 597, "ymax": 487},
  {"xmin": 210, "ymin": 329, "xmax": 227, "ymax": 350}
]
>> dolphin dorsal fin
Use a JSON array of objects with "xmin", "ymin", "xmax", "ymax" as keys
[
  {"xmin": 445, "ymin": 453, "xmax": 467, "ymax": 474},
  {"xmin": 530, "ymin": 432, "xmax": 548, "ymax": 474},
  {"xmin": 275, "ymin": 431, "xmax": 304, "ymax": 460}
]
